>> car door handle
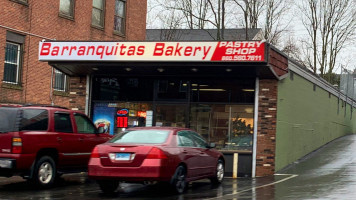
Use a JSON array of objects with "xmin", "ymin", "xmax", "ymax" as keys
[
  {"xmin": 183, "ymin": 150, "xmax": 188, "ymax": 154},
  {"xmin": 57, "ymin": 137, "xmax": 62, "ymax": 143},
  {"xmin": 79, "ymin": 138, "xmax": 84, "ymax": 141}
]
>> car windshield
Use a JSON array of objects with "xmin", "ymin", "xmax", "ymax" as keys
[
  {"xmin": 0, "ymin": 107, "xmax": 19, "ymax": 133},
  {"xmin": 109, "ymin": 130, "xmax": 170, "ymax": 144}
]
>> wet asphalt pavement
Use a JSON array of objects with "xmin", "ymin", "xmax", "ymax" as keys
[{"xmin": 1, "ymin": 134, "xmax": 356, "ymax": 200}]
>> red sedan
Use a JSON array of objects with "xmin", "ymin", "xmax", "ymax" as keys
[{"xmin": 88, "ymin": 127, "xmax": 225, "ymax": 194}]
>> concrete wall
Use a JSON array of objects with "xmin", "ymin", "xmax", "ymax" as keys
[{"xmin": 275, "ymin": 70, "xmax": 356, "ymax": 172}]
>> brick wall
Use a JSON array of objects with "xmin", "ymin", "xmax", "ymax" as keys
[
  {"xmin": 68, "ymin": 77, "xmax": 87, "ymax": 112},
  {"xmin": 269, "ymin": 48, "xmax": 288, "ymax": 77},
  {"xmin": 0, "ymin": 0, "xmax": 146, "ymax": 110},
  {"xmin": 255, "ymin": 79, "xmax": 278, "ymax": 176}
]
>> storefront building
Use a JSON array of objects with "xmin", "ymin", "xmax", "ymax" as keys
[
  {"xmin": 0, "ymin": 0, "xmax": 147, "ymax": 109},
  {"xmin": 39, "ymin": 40, "xmax": 288, "ymax": 177}
]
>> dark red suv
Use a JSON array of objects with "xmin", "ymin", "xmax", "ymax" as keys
[{"xmin": 0, "ymin": 105, "xmax": 111, "ymax": 188}]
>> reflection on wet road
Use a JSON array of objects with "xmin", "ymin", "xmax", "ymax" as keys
[{"xmin": 1, "ymin": 134, "xmax": 356, "ymax": 199}]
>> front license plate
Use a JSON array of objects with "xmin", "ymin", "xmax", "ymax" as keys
[
  {"xmin": 115, "ymin": 153, "xmax": 131, "ymax": 161},
  {"xmin": 0, "ymin": 160, "xmax": 12, "ymax": 168}
]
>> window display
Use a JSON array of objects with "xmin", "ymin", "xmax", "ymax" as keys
[{"xmin": 92, "ymin": 76, "xmax": 255, "ymax": 151}]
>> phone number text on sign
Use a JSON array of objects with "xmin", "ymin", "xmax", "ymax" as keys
[{"xmin": 221, "ymin": 55, "xmax": 263, "ymax": 61}]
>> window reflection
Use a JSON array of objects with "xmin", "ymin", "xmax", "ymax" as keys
[{"xmin": 190, "ymin": 104, "xmax": 254, "ymax": 151}]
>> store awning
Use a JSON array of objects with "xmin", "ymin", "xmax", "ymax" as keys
[{"xmin": 39, "ymin": 41, "xmax": 283, "ymax": 79}]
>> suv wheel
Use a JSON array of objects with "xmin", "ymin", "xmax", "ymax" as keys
[{"xmin": 32, "ymin": 156, "xmax": 56, "ymax": 188}]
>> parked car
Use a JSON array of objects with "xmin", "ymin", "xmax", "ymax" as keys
[
  {"xmin": 88, "ymin": 127, "xmax": 225, "ymax": 194},
  {"xmin": 0, "ymin": 105, "xmax": 111, "ymax": 188}
]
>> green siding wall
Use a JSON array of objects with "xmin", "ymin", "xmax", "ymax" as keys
[{"xmin": 275, "ymin": 72, "xmax": 356, "ymax": 171}]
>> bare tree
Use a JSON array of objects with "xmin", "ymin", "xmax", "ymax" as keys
[
  {"xmin": 158, "ymin": 0, "xmax": 210, "ymax": 29},
  {"xmin": 153, "ymin": 0, "xmax": 228, "ymax": 39},
  {"xmin": 282, "ymin": 36, "xmax": 302, "ymax": 62},
  {"xmin": 206, "ymin": 0, "xmax": 226, "ymax": 39},
  {"xmin": 299, "ymin": 0, "xmax": 356, "ymax": 77},
  {"xmin": 232, "ymin": 0, "xmax": 265, "ymax": 39},
  {"xmin": 158, "ymin": 9, "xmax": 184, "ymax": 40},
  {"xmin": 148, "ymin": 0, "xmax": 291, "ymax": 43},
  {"xmin": 263, "ymin": 0, "xmax": 291, "ymax": 45}
]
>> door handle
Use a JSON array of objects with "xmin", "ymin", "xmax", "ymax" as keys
[
  {"xmin": 57, "ymin": 137, "xmax": 62, "ymax": 143},
  {"xmin": 79, "ymin": 138, "xmax": 84, "ymax": 141},
  {"xmin": 183, "ymin": 150, "xmax": 188, "ymax": 154}
]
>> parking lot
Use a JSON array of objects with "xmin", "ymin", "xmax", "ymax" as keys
[{"xmin": 1, "ymin": 134, "xmax": 356, "ymax": 200}]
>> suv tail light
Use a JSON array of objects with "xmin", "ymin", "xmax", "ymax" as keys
[
  {"xmin": 12, "ymin": 137, "xmax": 22, "ymax": 154},
  {"xmin": 146, "ymin": 147, "xmax": 167, "ymax": 159},
  {"xmin": 91, "ymin": 146, "xmax": 99, "ymax": 158}
]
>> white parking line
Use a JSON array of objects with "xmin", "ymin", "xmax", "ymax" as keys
[{"xmin": 204, "ymin": 174, "xmax": 298, "ymax": 200}]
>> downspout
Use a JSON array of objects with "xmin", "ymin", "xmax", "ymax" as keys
[
  {"xmin": 50, "ymin": 67, "xmax": 54, "ymax": 105},
  {"xmin": 85, "ymin": 74, "xmax": 91, "ymax": 116},
  {"xmin": 252, "ymin": 77, "xmax": 259, "ymax": 178}
]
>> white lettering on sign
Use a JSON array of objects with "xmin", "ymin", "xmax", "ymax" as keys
[{"xmin": 218, "ymin": 41, "xmax": 263, "ymax": 48}]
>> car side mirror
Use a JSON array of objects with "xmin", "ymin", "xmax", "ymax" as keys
[
  {"xmin": 97, "ymin": 127, "xmax": 105, "ymax": 134},
  {"xmin": 209, "ymin": 143, "xmax": 216, "ymax": 148}
]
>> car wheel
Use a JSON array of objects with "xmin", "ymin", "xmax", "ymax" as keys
[
  {"xmin": 210, "ymin": 159, "xmax": 224, "ymax": 185},
  {"xmin": 98, "ymin": 180, "xmax": 119, "ymax": 194},
  {"xmin": 170, "ymin": 165, "xmax": 187, "ymax": 194},
  {"xmin": 32, "ymin": 156, "xmax": 56, "ymax": 188}
]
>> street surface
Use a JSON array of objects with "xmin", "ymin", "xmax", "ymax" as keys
[{"xmin": 1, "ymin": 134, "xmax": 356, "ymax": 199}]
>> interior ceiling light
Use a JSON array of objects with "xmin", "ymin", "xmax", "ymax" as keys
[
  {"xmin": 191, "ymin": 68, "xmax": 198, "ymax": 72},
  {"xmin": 226, "ymin": 68, "xmax": 232, "ymax": 72},
  {"xmin": 242, "ymin": 89, "xmax": 255, "ymax": 92},
  {"xmin": 157, "ymin": 68, "xmax": 165, "ymax": 72},
  {"xmin": 125, "ymin": 67, "xmax": 132, "ymax": 72},
  {"xmin": 192, "ymin": 89, "xmax": 226, "ymax": 91},
  {"xmin": 92, "ymin": 67, "xmax": 98, "ymax": 71}
]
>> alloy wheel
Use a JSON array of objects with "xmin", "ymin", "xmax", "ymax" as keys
[{"xmin": 38, "ymin": 162, "xmax": 53, "ymax": 184}]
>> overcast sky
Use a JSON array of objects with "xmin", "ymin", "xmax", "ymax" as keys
[{"xmin": 146, "ymin": 0, "xmax": 355, "ymax": 73}]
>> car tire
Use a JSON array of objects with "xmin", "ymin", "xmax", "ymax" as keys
[
  {"xmin": 210, "ymin": 159, "xmax": 224, "ymax": 185},
  {"xmin": 170, "ymin": 165, "xmax": 187, "ymax": 194},
  {"xmin": 32, "ymin": 156, "xmax": 56, "ymax": 188},
  {"xmin": 98, "ymin": 180, "xmax": 119, "ymax": 194}
]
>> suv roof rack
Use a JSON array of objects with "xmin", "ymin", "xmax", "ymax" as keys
[
  {"xmin": 23, "ymin": 104, "xmax": 69, "ymax": 110},
  {"xmin": 0, "ymin": 104, "xmax": 23, "ymax": 107}
]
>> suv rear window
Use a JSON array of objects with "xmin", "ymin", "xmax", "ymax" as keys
[
  {"xmin": 20, "ymin": 109, "xmax": 48, "ymax": 131},
  {"xmin": 0, "ymin": 107, "xmax": 19, "ymax": 133},
  {"xmin": 109, "ymin": 130, "xmax": 170, "ymax": 144}
]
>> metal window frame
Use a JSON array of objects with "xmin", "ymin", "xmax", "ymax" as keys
[
  {"xmin": 59, "ymin": 0, "xmax": 75, "ymax": 19},
  {"xmin": 53, "ymin": 69, "xmax": 67, "ymax": 92},
  {"xmin": 3, "ymin": 42, "xmax": 21, "ymax": 84},
  {"xmin": 92, "ymin": 0, "xmax": 106, "ymax": 28},
  {"xmin": 114, "ymin": 0, "xmax": 126, "ymax": 35}
]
